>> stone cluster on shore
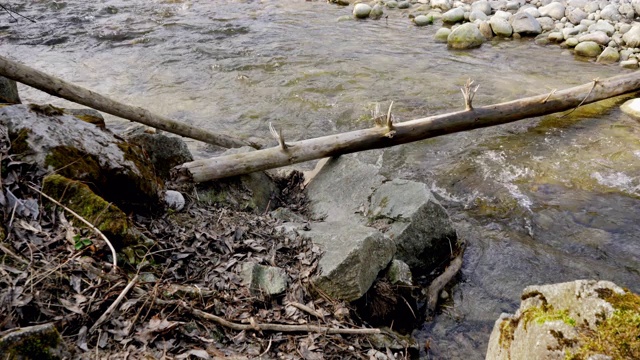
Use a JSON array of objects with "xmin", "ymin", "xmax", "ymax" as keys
[{"xmin": 342, "ymin": 0, "xmax": 640, "ymax": 68}]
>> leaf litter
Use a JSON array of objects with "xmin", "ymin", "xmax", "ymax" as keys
[{"xmin": 0, "ymin": 135, "xmax": 407, "ymax": 359}]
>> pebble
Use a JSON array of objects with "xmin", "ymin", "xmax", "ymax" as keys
[{"xmin": 165, "ymin": 190, "xmax": 185, "ymax": 211}]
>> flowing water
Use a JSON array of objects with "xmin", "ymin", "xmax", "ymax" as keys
[{"xmin": 2, "ymin": 1, "xmax": 639, "ymax": 358}]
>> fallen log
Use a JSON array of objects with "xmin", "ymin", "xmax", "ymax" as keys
[
  {"xmin": 0, "ymin": 55, "xmax": 253, "ymax": 149},
  {"xmin": 176, "ymin": 72, "xmax": 640, "ymax": 182}
]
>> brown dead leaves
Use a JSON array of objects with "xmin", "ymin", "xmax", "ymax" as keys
[{"xmin": 0, "ymin": 139, "xmax": 380, "ymax": 359}]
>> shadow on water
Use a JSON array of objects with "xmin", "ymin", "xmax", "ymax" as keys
[{"xmin": 1, "ymin": 1, "xmax": 639, "ymax": 358}]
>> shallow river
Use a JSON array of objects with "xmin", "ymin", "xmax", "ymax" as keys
[{"xmin": 2, "ymin": 0, "xmax": 639, "ymax": 358}]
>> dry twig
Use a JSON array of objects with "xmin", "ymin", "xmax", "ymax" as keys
[{"xmin": 89, "ymin": 274, "xmax": 139, "ymax": 334}]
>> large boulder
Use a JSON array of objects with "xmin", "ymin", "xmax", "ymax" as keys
[
  {"xmin": 486, "ymin": 280, "xmax": 640, "ymax": 360},
  {"xmin": 305, "ymin": 221, "xmax": 395, "ymax": 301},
  {"xmin": 367, "ymin": 179, "xmax": 457, "ymax": 273},
  {"xmin": 623, "ymin": 25, "xmax": 640, "ymax": 48},
  {"xmin": 42, "ymin": 174, "xmax": 142, "ymax": 248},
  {"xmin": 510, "ymin": 13, "xmax": 542, "ymax": 35},
  {"xmin": 304, "ymin": 155, "xmax": 459, "ymax": 300},
  {"xmin": 0, "ymin": 104, "xmax": 163, "ymax": 214},
  {"xmin": 447, "ymin": 23, "xmax": 486, "ymax": 49}
]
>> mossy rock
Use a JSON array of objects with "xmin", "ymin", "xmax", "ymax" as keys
[
  {"xmin": 1, "ymin": 104, "xmax": 164, "ymax": 214},
  {"xmin": 42, "ymin": 174, "xmax": 139, "ymax": 248},
  {"xmin": 568, "ymin": 289, "xmax": 640, "ymax": 360},
  {"xmin": 0, "ymin": 323, "xmax": 69, "ymax": 360}
]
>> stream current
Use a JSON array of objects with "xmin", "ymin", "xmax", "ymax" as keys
[{"xmin": 1, "ymin": 1, "xmax": 639, "ymax": 358}]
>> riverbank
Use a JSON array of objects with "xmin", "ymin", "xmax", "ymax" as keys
[
  {"xmin": 0, "ymin": 100, "xmax": 400, "ymax": 358},
  {"xmin": 335, "ymin": 0, "xmax": 640, "ymax": 67}
]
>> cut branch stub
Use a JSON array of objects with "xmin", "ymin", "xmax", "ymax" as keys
[{"xmin": 461, "ymin": 78, "xmax": 479, "ymax": 111}]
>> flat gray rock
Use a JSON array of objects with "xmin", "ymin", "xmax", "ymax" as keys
[
  {"xmin": 305, "ymin": 221, "xmax": 395, "ymax": 301},
  {"xmin": 306, "ymin": 155, "xmax": 384, "ymax": 222},
  {"xmin": 368, "ymin": 179, "xmax": 457, "ymax": 273}
]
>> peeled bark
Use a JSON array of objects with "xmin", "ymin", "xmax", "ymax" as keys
[
  {"xmin": 0, "ymin": 55, "xmax": 253, "ymax": 149},
  {"xmin": 177, "ymin": 71, "xmax": 640, "ymax": 182}
]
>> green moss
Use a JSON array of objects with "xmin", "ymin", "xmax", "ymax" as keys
[
  {"xmin": 0, "ymin": 325, "xmax": 62, "ymax": 360},
  {"xmin": 566, "ymin": 290, "xmax": 640, "ymax": 360},
  {"xmin": 521, "ymin": 305, "xmax": 576, "ymax": 329},
  {"xmin": 69, "ymin": 113, "xmax": 105, "ymax": 129},
  {"xmin": 473, "ymin": 196, "xmax": 522, "ymax": 219},
  {"xmin": 42, "ymin": 174, "xmax": 131, "ymax": 248},
  {"xmin": 116, "ymin": 142, "xmax": 163, "ymax": 206},
  {"xmin": 45, "ymin": 143, "xmax": 162, "ymax": 214},
  {"xmin": 45, "ymin": 145, "xmax": 102, "ymax": 183}
]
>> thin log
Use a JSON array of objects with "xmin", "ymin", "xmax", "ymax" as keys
[
  {"xmin": 176, "ymin": 72, "xmax": 640, "ymax": 182},
  {"xmin": 0, "ymin": 55, "xmax": 253, "ymax": 149}
]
